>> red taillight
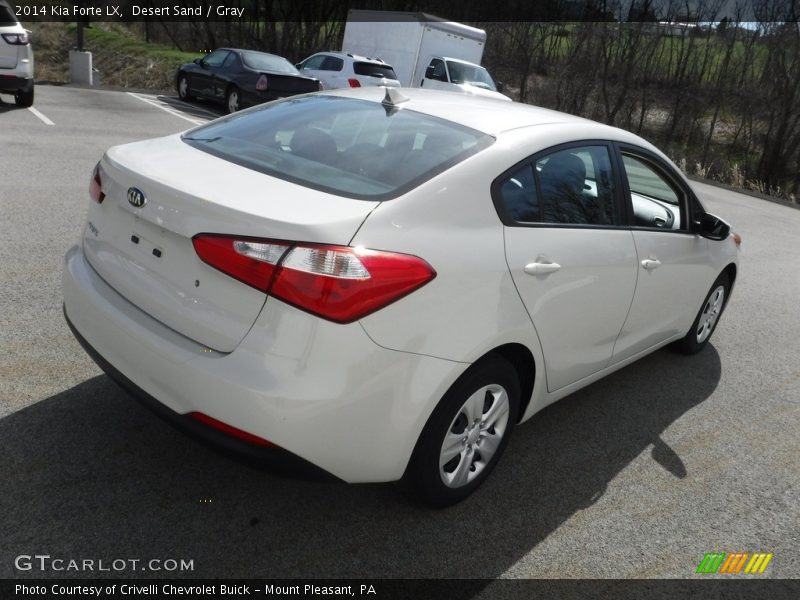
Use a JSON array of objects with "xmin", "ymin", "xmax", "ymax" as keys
[
  {"xmin": 272, "ymin": 244, "xmax": 435, "ymax": 323},
  {"xmin": 192, "ymin": 235, "xmax": 436, "ymax": 323},
  {"xmin": 188, "ymin": 412, "xmax": 277, "ymax": 447},
  {"xmin": 89, "ymin": 162, "xmax": 105, "ymax": 204},
  {"xmin": 256, "ymin": 74, "xmax": 268, "ymax": 91},
  {"xmin": 1, "ymin": 32, "xmax": 30, "ymax": 45},
  {"xmin": 347, "ymin": 78, "xmax": 361, "ymax": 88},
  {"xmin": 193, "ymin": 235, "xmax": 290, "ymax": 292}
]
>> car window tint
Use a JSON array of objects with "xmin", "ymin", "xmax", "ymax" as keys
[
  {"xmin": 622, "ymin": 154, "xmax": 683, "ymax": 230},
  {"xmin": 535, "ymin": 146, "xmax": 617, "ymax": 225},
  {"xmin": 353, "ymin": 62, "xmax": 397, "ymax": 79},
  {"xmin": 203, "ymin": 50, "xmax": 229, "ymax": 68},
  {"xmin": 301, "ymin": 55, "xmax": 325, "ymax": 70},
  {"xmin": 183, "ymin": 95, "xmax": 493, "ymax": 201},
  {"xmin": 427, "ymin": 59, "xmax": 447, "ymax": 81},
  {"xmin": 222, "ymin": 52, "xmax": 236, "ymax": 69},
  {"xmin": 321, "ymin": 56, "xmax": 344, "ymax": 71},
  {"xmin": 499, "ymin": 165, "xmax": 538, "ymax": 222},
  {"xmin": 241, "ymin": 51, "xmax": 298, "ymax": 74}
]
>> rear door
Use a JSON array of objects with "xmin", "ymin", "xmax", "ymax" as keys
[{"xmin": 496, "ymin": 142, "xmax": 638, "ymax": 392}]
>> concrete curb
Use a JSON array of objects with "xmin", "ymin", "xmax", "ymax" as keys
[{"xmin": 687, "ymin": 174, "xmax": 799, "ymax": 211}]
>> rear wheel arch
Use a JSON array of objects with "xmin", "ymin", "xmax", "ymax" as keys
[
  {"xmin": 723, "ymin": 263, "xmax": 737, "ymax": 295},
  {"xmin": 488, "ymin": 343, "xmax": 536, "ymax": 422},
  {"xmin": 402, "ymin": 344, "xmax": 536, "ymax": 503},
  {"xmin": 404, "ymin": 352, "xmax": 522, "ymax": 506}
]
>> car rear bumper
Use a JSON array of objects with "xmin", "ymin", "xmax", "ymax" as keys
[
  {"xmin": 0, "ymin": 72, "xmax": 33, "ymax": 94},
  {"xmin": 64, "ymin": 307, "xmax": 341, "ymax": 481},
  {"xmin": 63, "ymin": 244, "xmax": 462, "ymax": 483}
]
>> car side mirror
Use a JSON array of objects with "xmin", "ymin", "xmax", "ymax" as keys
[
  {"xmin": 698, "ymin": 213, "xmax": 731, "ymax": 240},
  {"xmin": 496, "ymin": 81, "xmax": 505, "ymax": 93},
  {"xmin": 193, "ymin": 58, "xmax": 202, "ymax": 65},
  {"xmin": 295, "ymin": 63, "xmax": 303, "ymax": 69}
]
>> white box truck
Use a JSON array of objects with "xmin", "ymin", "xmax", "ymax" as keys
[{"xmin": 342, "ymin": 10, "xmax": 510, "ymax": 101}]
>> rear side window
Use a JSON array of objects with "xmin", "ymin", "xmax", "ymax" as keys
[
  {"xmin": 182, "ymin": 95, "xmax": 493, "ymax": 200},
  {"xmin": 321, "ymin": 56, "xmax": 344, "ymax": 71},
  {"xmin": 496, "ymin": 145, "xmax": 618, "ymax": 226},
  {"xmin": 353, "ymin": 62, "xmax": 397, "ymax": 80}
]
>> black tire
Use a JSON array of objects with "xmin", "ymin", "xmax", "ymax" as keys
[
  {"xmin": 673, "ymin": 272, "xmax": 730, "ymax": 355},
  {"xmin": 225, "ymin": 86, "xmax": 241, "ymax": 114},
  {"xmin": 14, "ymin": 86, "xmax": 34, "ymax": 108},
  {"xmin": 406, "ymin": 354, "xmax": 520, "ymax": 507},
  {"xmin": 177, "ymin": 74, "xmax": 192, "ymax": 101}
]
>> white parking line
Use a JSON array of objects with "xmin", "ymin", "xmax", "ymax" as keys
[
  {"xmin": 126, "ymin": 92, "xmax": 206, "ymax": 126},
  {"xmin": 164, "ymin": 97, "xmax": 221, "ymax": 119},
  {"xmin": 28, "ymin": 106, "xmax": 54, "ymax": 125}
]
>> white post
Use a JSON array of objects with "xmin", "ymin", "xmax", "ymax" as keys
[{"xmin": 69, "ymin": 50, "xmax": 93, "ymax": 86}]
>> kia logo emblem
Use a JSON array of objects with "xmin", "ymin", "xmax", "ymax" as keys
[{"xmin": 127, "ymin": 187, "xmax": 147, "ymax": 208}]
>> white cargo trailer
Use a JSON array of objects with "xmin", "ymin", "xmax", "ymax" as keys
[{"xmin": 342, "ymin": 10, "xmax": 509, "ymax": 100}]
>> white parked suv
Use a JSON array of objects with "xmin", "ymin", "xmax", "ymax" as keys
[
  {"xmin": 0, "ymin": 0, "xmax": 34, "ymax": 107},
  {"xmin": 296, "ymin": 51, "xmax": 400, "ymax": 90}
]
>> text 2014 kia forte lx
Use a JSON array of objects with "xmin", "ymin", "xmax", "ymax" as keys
[{"xmin": 63, "ymin": 88, "xmax": 739, "ymax": 506}]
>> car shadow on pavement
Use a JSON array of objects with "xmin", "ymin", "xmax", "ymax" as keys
[
  {"xmin": 0, "ymin": 96, "xmax": 27, "ymax": 112},
  {"xmin": 0, "ymin": 345, "xmax": 720, "ymax": 579}
]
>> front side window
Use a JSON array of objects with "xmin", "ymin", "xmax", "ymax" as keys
[
  {"xmin": 183, "ymin": 96, "xmax": 493, "ymax": 200},
  {"xmin": 426, "ymin": 59, "xmax": 448, "ymax": 81},
  {"xmin": 497, "ymin": 145, "xmax": 617, "ymax": 226},
  {"xmin": 321, "ymin": 56, "xmax": 344, "ymax": 71},
  {"xmin": 222, "ymin": 52, "xmax": 237, "ymax": 69},
  {"xmin": 622, "ymin": 153, "xmax": 684, "ymax": 230},
  {"xmin": 202, "ymin": 50, "xmax": 229, "ymax": 68}
]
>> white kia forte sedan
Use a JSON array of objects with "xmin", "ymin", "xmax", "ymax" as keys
[{"xmin": 63, "ymin": 88, "xmax": 739, "ymax": 506}]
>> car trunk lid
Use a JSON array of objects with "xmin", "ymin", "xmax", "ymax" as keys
[
  {"xmin": 261, "ymin": 73, "xmax": 319, "ymax": 95},
  {"xmin": 82, "ymin": 134, "xmax": 376, "ymax": 352}
]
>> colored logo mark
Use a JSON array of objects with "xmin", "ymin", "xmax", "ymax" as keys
[{"xmin": 696, "ymin": 552, "xmax": 773, "ymax": 574}]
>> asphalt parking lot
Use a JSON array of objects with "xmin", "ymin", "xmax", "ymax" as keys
[{"xmin": 0, "ymin": 85, "xmax": 798, "ymax": 581}]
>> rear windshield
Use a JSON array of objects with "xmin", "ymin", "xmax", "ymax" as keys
[
  {"xmin": 353, "ymin": 62, "xmax": 397, "ymax": 80},
  {"xmin": 241, "ymin": 51, "xmax": 298, "ymax": 75},
  {"xmin": 182, "ymin": 95, "xmax": 493, "ymax": 201}
]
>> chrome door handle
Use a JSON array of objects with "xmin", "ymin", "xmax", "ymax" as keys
[
  {"xmin": 641, "ymin": 258, "xmax": 662, "ymax": 270},
  {"xmin": 524, "ymin": 261, "xmax": 562, "ymax": 275}
]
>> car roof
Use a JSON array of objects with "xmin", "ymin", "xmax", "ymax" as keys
[
  {"xmin": 440, "ymin": 57, "xmax": 483, "ymax": 66},
  {"xmin": 222, "ymin": 48, "xmax": 287, "ymax": 60},
  {"xmin": 317, "ymin": 87, "xmax": 667, "ymax": 159},
  {"xmin": 316, "ymin": 51, "xmax": 387, "ymax": 65},
  {"xmin": 320, "ymin": 87, "xmax": 620, "ymax": 134}
]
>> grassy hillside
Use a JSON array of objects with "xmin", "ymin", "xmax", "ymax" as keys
[{"xmin": 28, "ymin": 22, "xmax": 198, "ymax": 92}]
